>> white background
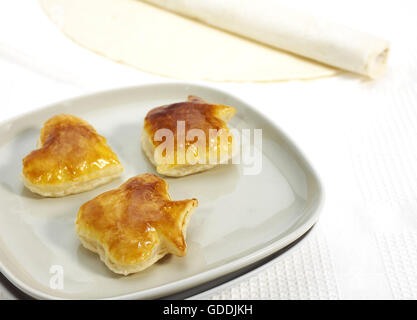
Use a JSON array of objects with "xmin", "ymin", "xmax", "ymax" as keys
[{"xmin": 1, "ymin": 0, "xmax": 417, "ymax": 299}]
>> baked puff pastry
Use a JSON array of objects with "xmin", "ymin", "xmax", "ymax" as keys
[
  {"xmin": 22, "ymin": 114, "xmax": 123, "ymax": 197},
  {"xmin": 141, "ymin": 95, "xmax": 236, "ymax": 177},
  {"xmin": 75, "ymin": 173, "xmax": 198, "ymax": 275}
]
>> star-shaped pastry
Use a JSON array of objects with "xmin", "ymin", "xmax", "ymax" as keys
[
  {"xmin": 75, "ymin": 173, "xmax": 198, "ymax": 275},
  {"xmin": 141, "ymin": 95, "xmax": 236, "ymax": 177},
  {"xmin": 22, "ymin": 114, "xmax": 123, "ymax": 197}
]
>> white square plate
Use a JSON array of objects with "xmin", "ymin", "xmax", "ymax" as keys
[{"xmin": 0, "ymin": 83, "xmax": 322, "ymax": 299}]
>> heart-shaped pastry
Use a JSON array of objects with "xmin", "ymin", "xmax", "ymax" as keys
[
  {"xmin": 75, "ymin": 173, "xmax": 198, "ymax": 275},
  {"xmin": 22, "ymin": 114, "xmax": 123, "ymax": 197}
]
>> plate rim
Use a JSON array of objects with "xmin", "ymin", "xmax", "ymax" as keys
[{"xmin": 0, "ymin": 82, "xmax": 324, "ymax": 300}]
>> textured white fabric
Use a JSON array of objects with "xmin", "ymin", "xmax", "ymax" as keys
[
  {"xmin": 1, "ymin": 0, "xmax": 417, "ymax": 300},
  {"xmin": 199, "ymin": 233, "xmax": 339, "ymax": 300},
  {"xmin": 376, "ymin": 233, "xmax": 417, "ymax": 299}
]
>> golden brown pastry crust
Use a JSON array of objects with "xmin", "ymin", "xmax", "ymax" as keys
[
  {"xmin": 75, "ymin": 174, "xmax": 198, "ymax": 275},
  {"xmin": 22, "ymin": 114, "xmax": 123, "ymax": 196},
  {"xmin": 142, "ymin": 95, "xmax": 236, "ymax": 176}
]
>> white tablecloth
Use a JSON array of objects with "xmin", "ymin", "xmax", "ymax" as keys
[{"xmin": 1, "ymin": 0, "xmax": 417, "ymax": 300}]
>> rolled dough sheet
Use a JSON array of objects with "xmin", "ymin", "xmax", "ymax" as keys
[
  {"xmin": 145, "ymin": 0, "xmax": 389, "ymax": 79},
  {"xmin": 39, "ymin": 0, "xmax": 338, "ymax": 82}
]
